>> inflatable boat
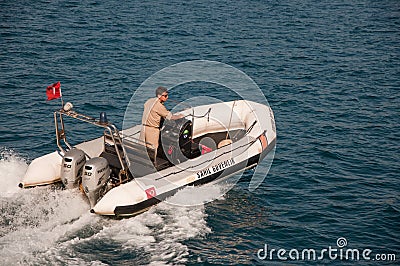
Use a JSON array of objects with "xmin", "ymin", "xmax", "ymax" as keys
[{"xmin": 19, "ymin": 99, "xmax": 276, "ymax": 216}]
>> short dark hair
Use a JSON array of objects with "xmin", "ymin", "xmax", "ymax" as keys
[{"xmin": 156, "ymin": 86, "xmax": 168, "ymax": 97}]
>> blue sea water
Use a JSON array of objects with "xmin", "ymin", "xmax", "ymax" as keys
[{"xmin": 1, "ymin": 0, "xmax": 399, "ymax": 265}]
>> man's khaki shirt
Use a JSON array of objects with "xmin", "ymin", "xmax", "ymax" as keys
[{"xmin": 142, "ymin": 97, "xmax": 172, "ymax": 128}]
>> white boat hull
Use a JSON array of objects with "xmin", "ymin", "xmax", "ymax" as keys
[{"xmin": 20, "ymin": 100, "xmax": 276, "ymax": 216}]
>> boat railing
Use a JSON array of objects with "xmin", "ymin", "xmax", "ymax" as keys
[
  {"xmin": 54, "ymin": 109, "xmax": 128, "ymax": 176},
  {"xmin": 105, "ymin": 130, "xmax": 158, "ymax": 165}
]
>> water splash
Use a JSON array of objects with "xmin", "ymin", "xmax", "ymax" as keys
[
  {"xmin": 37, "ymin": 186, "xmax": 220, "ymax": 265},
  {"xmin": 0, "ymin": 148, "xmax": 27, "ymax": 197},
  {"xmin": 0, "ymin": 150, "xmax": 219, "ymax": 265}
]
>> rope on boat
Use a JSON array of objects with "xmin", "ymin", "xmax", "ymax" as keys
[
  {"xmin": 184, "ymin": 108, "xmax": 211, "ymax": 121},
  {"xmin": 245, "ymin": 120, "xmax": 257, "ymax": 136},
  {"xmin": 121, "ymin": 130, "xmax": 141, "ymax": 139}
]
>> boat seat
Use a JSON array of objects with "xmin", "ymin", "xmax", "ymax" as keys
[
  {"xmin": 99, "ymin": 151, "xmax": 122, "ymax": 182},
  {"xmin": 153, "ymin": 157, "xmax": 170, "ymax": 171},
  {"xmin": 101, "ymin": 141, "xmax": 170, "ymax": 178},
  {"xmin": 122, "ymin": 141, "xmax": 172, "ymax": 173}
]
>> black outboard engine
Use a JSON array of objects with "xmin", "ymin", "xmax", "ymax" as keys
[
  {"xmin": 61, "ymin": 149, "xmax": 86, "ymax": 189},
  {"xmin": 159, "ymin": 118, "xmax": 192, "ymax": 164},
  {"xmin": 81, "ymin": 157, "xmax": 111, "ymax": 208}
]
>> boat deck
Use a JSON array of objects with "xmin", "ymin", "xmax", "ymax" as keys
[{"xmin": 102, "ymin": 129, "xmax": 247, "ymax": 181}]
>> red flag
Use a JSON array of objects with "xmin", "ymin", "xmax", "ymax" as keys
[
  {"xmin": 46, "ymin": 81, "xmax": 62, "ymax": 101},
  {"xmin": 145, "ymin": 186, "xmax": 157, "ymax": 199}
]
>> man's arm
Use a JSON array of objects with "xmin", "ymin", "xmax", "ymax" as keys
[
  {"xmin": 171, "ymin": 113, "xmax": 184, "ymax": 120},
  {"xmin": 156, "ymin": 101, "xmax": 184, "ymax": 120}
]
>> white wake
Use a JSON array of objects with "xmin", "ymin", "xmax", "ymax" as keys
[{"xmin": 0, "ymin": 149, "xmax": 221, "ymax": 265}]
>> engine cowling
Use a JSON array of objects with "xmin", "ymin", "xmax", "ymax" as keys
[
  {"xmin": 61, "ymin": 149, "xmax": 86, "ymax": 189},
  {"xmin": 81, "ymin": 157, "xmax": 111, "ymax": 208}
]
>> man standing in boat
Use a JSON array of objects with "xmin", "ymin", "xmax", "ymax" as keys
[{"xmin": 140, "ymin": 86, "xmax": 184, "ymax": 157}]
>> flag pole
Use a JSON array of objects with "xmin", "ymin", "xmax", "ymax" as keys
[
  {"xmin": 58, "ymin": 81, "xmax": 64, "ymax": 108},
  {"xmin": 60, "ymin": 86, "xmax": 64, "ymax": 108}
]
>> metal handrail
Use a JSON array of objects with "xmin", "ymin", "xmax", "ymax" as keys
[
  {"xmin": 103, "ymin": 126, "xmax": 126, "ymax": 172},
  {"xmin": 54, "ymin": 111, "xmax": 72, "ymax": 153},
  {"xmin": 54, "ymin": 109, "xmax": 128, "ymax": 174}
]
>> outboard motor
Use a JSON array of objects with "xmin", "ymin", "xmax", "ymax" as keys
[
  {"xmin": 61, "ymin": 149, "xmax": 86, "ymax": 189},
  {"xmin": 81, "ymin": 157, "xmax": 111, "ymax": 208}
]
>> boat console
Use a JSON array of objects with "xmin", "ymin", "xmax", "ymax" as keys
[{"xmin": 159, "ymin": 118, "xmax": 193, "ymax": 164}]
